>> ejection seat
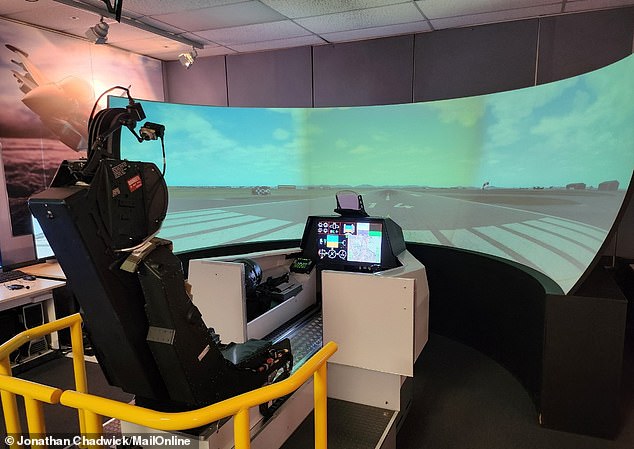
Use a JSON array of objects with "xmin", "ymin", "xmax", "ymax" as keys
[{"xmin": 29, "ymin": 97, "xmax": 292, "ymax": 411}]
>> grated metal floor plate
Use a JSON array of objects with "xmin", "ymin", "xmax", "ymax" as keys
[
  {"xmin": 265, "ymin": 307, "xmax": 323, "ymax": 373},
  {"xmin": 281, "ymin": 398, "xmax": 396, "ymax": 449},
  {"xmin": 268, "ymin": 308, "xmax": 396, "ymax": 449}
]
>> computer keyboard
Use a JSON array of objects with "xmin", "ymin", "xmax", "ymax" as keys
[{"xmin": 0, "ymin": 270, "xmax": 28, "ymax": 284}]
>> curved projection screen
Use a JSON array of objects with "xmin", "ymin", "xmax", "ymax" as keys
[{"xmin": 110, "ymin": 55, "xmax": 634, "ymax": 293}]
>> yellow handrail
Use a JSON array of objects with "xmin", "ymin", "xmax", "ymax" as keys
[
  {"xmin": 0, "ymin": 313, "xmax": 337, "ymax": 449},
  {"xmin": 60, "ymin": 342, "xmax": 337, "ymax": 448},
  {"xmin": 0, "ymin": 313, "xmax": 91, "ymax": 441},
  {"xmin": 60, "ymin": 342, "xmax": 337, "ymax": 429}
]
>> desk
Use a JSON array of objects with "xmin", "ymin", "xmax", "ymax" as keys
[
  {"xmin": 1, "ymin": 276, "xmax": 66, "ymax": 352},
  {"xmin": 20, "ymin": 261, "xmax": 66, "ymax": 280}
]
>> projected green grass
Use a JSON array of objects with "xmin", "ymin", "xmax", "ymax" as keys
[{"xmin": 107, "ymin": 55, "xmax": 634, "ymax": 292}]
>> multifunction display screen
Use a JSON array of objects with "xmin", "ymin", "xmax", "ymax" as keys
[{"xmin": 316, "ymin": 220, "xmax": 382, "ymax": 264}]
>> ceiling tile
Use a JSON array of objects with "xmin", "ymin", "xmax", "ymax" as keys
[
  {"xmin": 565, "ymin": 0, "xmax": 634, "ymax": 12},
  {"xmin": 296, "ymin": 2, "xmax": 425, "ymax": 34},
  {"xmin": 116, "ymin": 0, "xmax": 246, "ymax": 17},
  {"xmin": 54, "ymin": 0, "xmax": 146, "ymax": 20},
  {"xmin": 150, "ymin": 1, "xmax": 286, "ymax": 32},
  {"xmin": 65, "ymin": 21, "xmax": 156, "ymax": 43},
  {"xmin": 130, "ymin": 16, "xmax": 189, "ymax": 34},
  {"xmin": 108, "ymin": 35, "xmax": 191, "ymax": 54},
  {"xmin": 430, "ymin": 4, "xmax": 563, "ymax": 29},
  {"xmin": 415, "ymin": 0, "xmax": 563, "ymax": 19},
  {"xmin": 321, "ymin": 20, "xmax": 431, "ymax": 43},
  {"xmin": 260, "ymin": 0, "xmax": 408, "ymax": 19},
  {"xmin": 0, "ymin": 0, "xmax": 60, "ymax": 15},
  {"xmin": 195, "ymin": 20, "xmax": 312, "ymax": 46},
  {"xmin": 6, "ymin": 3, "xmax": 103, "ymax": 32},
  {"xmin": 228, "ymin": 35, "xmax": 326, "ymax": 53}
]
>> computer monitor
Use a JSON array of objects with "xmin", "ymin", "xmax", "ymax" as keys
[
  {"xmin": 31, "ymin": 215, "xmax": 54, "ymax": 260},
  {"xmin": 301, "ymin": 216, "xmax": 405, "ymax": 273}
]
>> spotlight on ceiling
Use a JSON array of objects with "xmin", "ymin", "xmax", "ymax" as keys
[
  {"xmin": 86, "ymin": 17, "xmax": 109, "ymax": 44},
  {"xmin": 178, "ymin": 48, "xmax": 198, "ymax": 69}
]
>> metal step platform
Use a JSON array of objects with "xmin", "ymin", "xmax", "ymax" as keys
[
  {"xmin": 267, "ymin": 308, "xmax": 399, "ymax": 449},
  {"xmin": 281, "ymin": 398, "xmax": 397, "ymax": 449}
]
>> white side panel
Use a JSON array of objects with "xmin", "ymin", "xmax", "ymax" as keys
[
  {"xmin": 376, "ymin": 251, "xmax": 429, "ymax": 362},
  {"xmin": 396, "ymin": 252, "xmax": 429, "ymax": 361},
  {"xmin": 322, "ymin": 270, "xmax": 414, "ymax": 376},
  {"xmin": 188, "ymin": 260, "xmax": 247, "ymax": 344},
  {"xmin": 190, "ymin": 249, "xmax": 316, "ymax": 341},
  {"xmin": 328, "ymin": 362, "xmax": 403, "ymax": 410}
]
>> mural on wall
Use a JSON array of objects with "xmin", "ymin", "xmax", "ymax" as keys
[{"xmin": 0, "ymin": 18, "xmax": 163, "ymax": 236}]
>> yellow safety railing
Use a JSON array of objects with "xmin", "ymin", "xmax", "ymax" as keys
[
  {"xmin": 0, "ymin": 313, "xmax": 90, "ymax": 445},
  {"xmin": 0, "ymin": 313, "xmax": 338, "ymax": 449}
]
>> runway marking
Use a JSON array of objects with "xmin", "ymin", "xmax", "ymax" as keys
[
  {"xmin": 169, "ymin": 218, "xmax": 291, "ymax": 253},
  {"xmin": 518, "ymin": 220, "xmax": 597, "ymax": 253},
  {"xmin": 155, "ymin": 206, "xmax": 607, "ymax": 294},
  {"xmin": 503, "ymin": 222, "xmax": 596, "ymax": 264},
  {"xmin": 467, "ymin": 227, "xmax": 534, "ymax": 268},
  {"xmin": 474, "ymin": 225, "xmax": 581, "ymax": 285},
  {"xmin": 539, "ymin": 217, "xmax": 606, "ymax": 240},
  {"xmin": 403, "ymin": 230, "xmax": 443, "ymax": 245},
  {"xmin": 424, "ymin": 191, "xmax": 616, "ymax": 232},
  {"xmin": 500, "ymin": 224, "xmax": 588, "ymax": 270},
  {"xmin": 162, "ymin": 212, "xmax": 242, "ymax": 229},
  {"xmin": 439, "ymin": 229, "xmax": 511, "ymax": 259},
  {"xmin": 160, "ymin": 214, "xmax": 266, "ymax": 239},
  {"xmin": 165, "ymin": 209, "xmax": 229, "ymax": 219},
  {"xmin": 243, "ymin": 223, "xmax": 307, "ymax": 242}
]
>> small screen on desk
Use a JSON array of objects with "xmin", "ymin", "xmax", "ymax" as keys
[
  {"xmin": 31, "ymin": 216, "xmax": 54, "ymax": 260},
  {"xmin": 316, "ymin": 220, "xmax": 382, "ymax": 265}
]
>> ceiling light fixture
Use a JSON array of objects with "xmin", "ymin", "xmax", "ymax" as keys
[
  {"xmin": 178, "ymin": 47, "xmax": 198, "ymax": 69},
  {"xmin": 86, "ymin": 16, "xmax": 109, "ymax": 44},
  {"xmin": 53, "ymin": 0, "xmax": 204, "ymax": 51}
]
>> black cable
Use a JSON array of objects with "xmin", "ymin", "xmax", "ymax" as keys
[
  {"xmin": 88, "ymin": 85, "xmax": 132, "ymax": 125},
  {"xmin": 160, "ymin": 136, "xmax": 166, "ymax": 176}
]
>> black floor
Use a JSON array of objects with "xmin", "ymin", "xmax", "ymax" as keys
[
  {"xmin": 2, "ymin": 334, "xmax": 633, "ymax": 449},
  {"xmin": 397, "ymin": 333, "xmax": 634, "ymax": 449}
]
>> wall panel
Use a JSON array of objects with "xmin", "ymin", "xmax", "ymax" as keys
[
  {"xmin": 165, "ymin": 56, "xmax": 227, "ymax": 106},
  {"xmin": 226, "ymin": 46, "xmax": 312, "ymax": 107},
  {"xmin": 414, "ymin": 20, "xmax": 539, "ymax": 101},
  {"xmin": 312, "ymin": 35, "xmax": 414, "ymax": 107},
  {"xmin": 537, "ymin": 7, "xmax": 634, "ymax": 84}
]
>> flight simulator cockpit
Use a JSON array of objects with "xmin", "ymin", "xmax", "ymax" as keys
[{"xmin": 27, "ymin": 91, "xmax": 429, "ymax": 448}]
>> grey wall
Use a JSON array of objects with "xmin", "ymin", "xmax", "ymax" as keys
[
  {"xmin": 164, "ymin": 7, "xmax": 634, "ymax": 257},
  {"xmin": 227, "ymin": 46, "xmax": 313, "ymax": 107},
  {"xmin": 165, "ymin": 55, "xmax": 227, "ymax": 106},
  {"xmin": 414, "ymin": 19, "xmax": 539, "ymax": 101}
]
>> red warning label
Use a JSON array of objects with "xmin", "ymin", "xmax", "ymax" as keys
[{"xmin": 127, "ymin": 174, "xmax": 143, "ymax": 193}]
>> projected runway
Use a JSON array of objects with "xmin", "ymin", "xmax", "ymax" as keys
[{"xmin": 159, "ymin": 188, "xmax": 621, "ymax": 292}]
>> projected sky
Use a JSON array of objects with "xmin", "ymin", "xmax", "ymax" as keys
[{"xmin": 114, "ymin": 54, "xmax": 634, "ymax": 190}]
